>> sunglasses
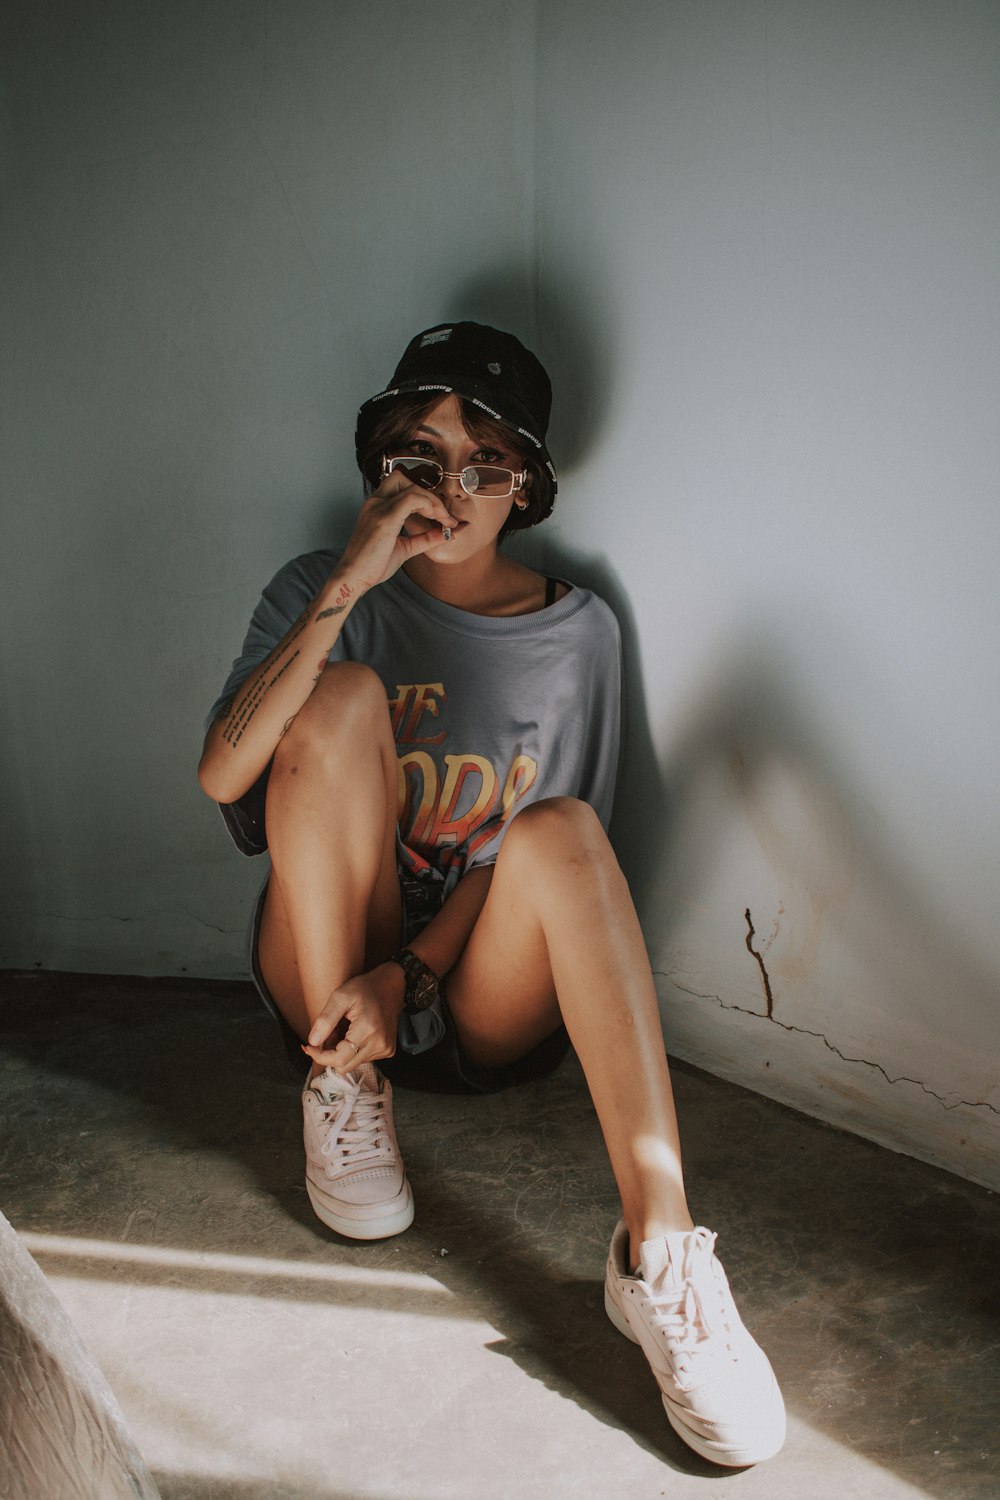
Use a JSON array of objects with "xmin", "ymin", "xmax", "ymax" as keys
[{"xmin": 382, "ymin": 454, "xmax": 527, "ymax": 500}]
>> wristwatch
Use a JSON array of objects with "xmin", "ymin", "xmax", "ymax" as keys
[{"xmin": 390, "ymin": 947, "xmax": 441, "ymax": 1013}]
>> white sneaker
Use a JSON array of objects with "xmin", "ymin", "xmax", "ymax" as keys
[
  {"xmin": 605, "ymin": 1220, "xmax": 785, "ymax": 1466},
  {"xmin": 303, "ymin": 1064, "xmax": 414, "ymax": 1240}
]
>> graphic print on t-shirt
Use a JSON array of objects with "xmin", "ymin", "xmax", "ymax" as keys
[{"xmin": 388, "ymin": 681, "xmax": 538, "ymax": 878}]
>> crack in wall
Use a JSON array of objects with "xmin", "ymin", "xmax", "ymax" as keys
[
  {"xmin": 659, "ymin": 951, "xmax": 1000, "ymax": 1118},
  {"xmin": 743, "ymin": 908, "xmax": 774, "ymax": 1017}
]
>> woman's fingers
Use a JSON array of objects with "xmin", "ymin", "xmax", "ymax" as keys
[
  {"xmin": 389, "ymin": 491, "xmax": 457, "ymax": 539},
  {"xmin": 382, "ymin": 469, "xmax": 460, "ymax": 533},
  {"xmin": 303, "ymin": 966, "xmax": 402, "ymax": 1074},
  {"xmin": 302, "ymin": 1032, "xmax": 362, "ymax": 1074},
  {"xmin": 303, "ymin": 1026, "xmax": 392, "ymax": 1075},
  {"xmin": 304, "ymin": 1001, "xmax": 352, "ymax": 1063},
  {"xmin": 338, "ymin": 473, "xmax": 457, "ymax": 586}
]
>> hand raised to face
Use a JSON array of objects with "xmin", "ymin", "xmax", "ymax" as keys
[{"xmin": 335, "ymin": 462, "xmax": 460, "ymax": 596}]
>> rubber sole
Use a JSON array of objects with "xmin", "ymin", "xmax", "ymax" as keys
[{"xmin": 306, "ymin": 1175, "xmax": 415, "ymax": 1240}]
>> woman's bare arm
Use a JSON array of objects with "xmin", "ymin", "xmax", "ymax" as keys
[
  {"xmin": 406, "ymin": 866, "xmax": 494, "ymax": 979},
  {"xmin": 198, "ymin": 469, "xmax": 459, "ymax": 805},
  {"xmin": 303, "ymin": 866, "xmax": 495, "ymax": 1067},
  {"xmin": 198, "ymin": 571, "xmax": 358, "ymax": 804}
]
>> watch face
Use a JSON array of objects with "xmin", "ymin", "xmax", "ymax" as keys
[
  {"xmin": 395, "ymin": 949, "xmax": 439, "ymax": 1011},
  {"xmin": 412, "ymin": 968, "xmax": 439, "ymax": 1010}
]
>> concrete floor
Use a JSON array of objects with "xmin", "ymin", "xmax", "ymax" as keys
[{"xmin": 1, "ymin": 970, "xmax": 998, "ymax": 1500}]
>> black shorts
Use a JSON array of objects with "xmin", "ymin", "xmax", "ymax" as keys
[{"xmin": 248, "ymin": 876, "xmax": 569, "ymax": 1094}]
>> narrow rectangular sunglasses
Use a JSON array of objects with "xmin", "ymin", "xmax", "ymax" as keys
[{"xmin": 382, "ymin": 454, "xmax": 527, "ymax": 499}]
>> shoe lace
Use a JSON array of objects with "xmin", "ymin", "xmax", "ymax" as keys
[
  {"xmin": 317, "ymin": 1076, "xmax": 394, "ymax": 1171},
  {"xmin": 648, "ymin": 1282, "xmax": 709, "ymax": 1356},
  {"xmin": 646, "ymin": 1229, "xmax": 731, "ymax": 1361}
]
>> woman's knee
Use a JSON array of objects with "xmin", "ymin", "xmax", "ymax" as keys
[
  {"xmin": 273, "ymin": 661, "xmax": 390, "ymax": 771},
  {"xmin": 310, "ymin": 659, "xmax": 386, "ymax": 713},
  {"xmin": 500, "ymin": 796, "xmax": 611, "ymax": 868}
]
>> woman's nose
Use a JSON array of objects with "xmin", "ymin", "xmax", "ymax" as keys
[{"xmin": 438, "ymin": 471, "xmax": 466, "ymax": 503}]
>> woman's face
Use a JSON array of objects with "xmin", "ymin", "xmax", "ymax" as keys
[{"xmin": 388, "ymin": 394, "xmax": 526, "ymax": 566}]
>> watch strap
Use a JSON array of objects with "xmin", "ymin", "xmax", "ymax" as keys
[{"xmin": 390, "ymin": 947, "xmax": 440, "ymax": 1013}]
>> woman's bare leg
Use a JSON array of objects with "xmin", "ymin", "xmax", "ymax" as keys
[
  {"xmin": 447, "ymin": 797, "xmax": 694, "ymax": 1266},
  {"xmin": 257, "ymin": 661, "xmax": 402, "ymax": 1042}
]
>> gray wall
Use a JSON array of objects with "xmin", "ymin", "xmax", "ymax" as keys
[
  {"xmin": 3, "ymin": 0, "xmax": 537, "ymax": 972},
  {"xmin": 3, "ymin": 1, "xmax": 999, "ymax": 1186},
  {"xmin": 532, "ymin": 0, "xmax": 1000, "ymax": 1188}
]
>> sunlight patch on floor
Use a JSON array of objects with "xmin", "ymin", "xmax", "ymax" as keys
[
  {"xmin": 20, "ymin": 1232, "xmax": 455, "ymax": 1298},
  {"xmin": 15, "ymin": 1232, "xmax": 949, "ymax": 1500}
]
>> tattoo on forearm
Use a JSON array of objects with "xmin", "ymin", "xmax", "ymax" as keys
[
  {"xmin": 221, "ymin": 583, "xmax": 350, "ymax": 751},
  {"xmin": 316, "ymin": 582, "xmax": 353, "ymax": 620},
  {"xmin": 223, "ymin": 650, "xmax": 301, "ymax": 745},
  {"xmin": 222, "ymin": 610, "xmax": 311, "ymax": 748}
]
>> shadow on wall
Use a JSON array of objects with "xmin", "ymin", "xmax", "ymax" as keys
[
  {"xmin": 442, "ymin": 266, "xmax": 544, "ymax": 356},
  {"xmin": 433, "ymin": 266, "xmax": 1000, "ymax": 1143},
  {"xmin": 445, "ymin": 264, "xmax": 619, "ymax": 474},
  {"xmin": 220, "ymin": 265, "xmax": 995, "ymax": 1148},
  {"xmin": 546, "ymin": 518, "xmax": 999, "ymax": 1127}
]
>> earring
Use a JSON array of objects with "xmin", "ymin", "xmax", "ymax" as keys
[{"xmin": 514, "ymin": 496, "xmax": 528, "ymax": 511}]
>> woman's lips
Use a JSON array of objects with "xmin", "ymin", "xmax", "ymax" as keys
[{"xmin": 403, "ymin": 517, "xmax": 469, "ymax": 541}]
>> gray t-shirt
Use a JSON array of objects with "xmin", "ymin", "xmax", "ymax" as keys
[{"xmin": 210, "ymin": 549, "xmax": 622, "ymax": 892}]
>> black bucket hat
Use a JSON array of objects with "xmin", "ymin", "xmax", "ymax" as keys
[{"xmin": 355, "ymin": 322, "xmax": 557, "ymax": 491}]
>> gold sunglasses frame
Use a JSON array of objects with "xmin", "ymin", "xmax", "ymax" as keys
[{"xmin": 381, "ymin": 454, "xmax": 527, "ymax": 500}]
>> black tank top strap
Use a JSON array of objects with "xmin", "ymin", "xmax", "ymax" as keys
[{"xmin": 544, "ymin": 575, "xmax": 558, "ymax": 607}]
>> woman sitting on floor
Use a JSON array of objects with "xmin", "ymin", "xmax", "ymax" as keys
[{"xmin": 198, "ymin": 321, "xmax": 786, "ymax": 1468}]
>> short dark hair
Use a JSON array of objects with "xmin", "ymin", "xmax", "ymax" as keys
[{"xmin": 358, "ymin": 394, "xmax": 555, "ymax": 540}]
